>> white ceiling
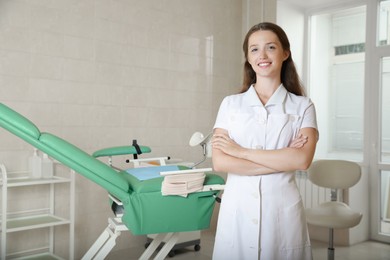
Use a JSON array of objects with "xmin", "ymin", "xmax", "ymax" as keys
[{"xmin": 279, "ymin": 0, "xmax": 358, "ymax": 9}]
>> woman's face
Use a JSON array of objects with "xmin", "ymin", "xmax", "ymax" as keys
[{"xmin": 247, "ymin": 30, "xmax": 289, "ymax": 80}]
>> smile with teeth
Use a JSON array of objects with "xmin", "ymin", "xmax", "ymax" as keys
[{"xmin": 258, "ymin": 62, "xmax": 271, "ymax": 67}]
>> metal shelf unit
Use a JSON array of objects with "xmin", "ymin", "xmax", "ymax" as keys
[{"xmin": 0, "ymin": 164, "xmax": 75, "ymax": 259}]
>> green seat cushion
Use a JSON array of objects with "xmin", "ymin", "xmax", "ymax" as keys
[{"xmin": 122, "ymin": 172, "xmax": 225, "ymax": 235}]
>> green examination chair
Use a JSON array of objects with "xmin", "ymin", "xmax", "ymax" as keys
[{"xmin": 0, "ymin": 103, "xmax": 224, "ymax": 260}]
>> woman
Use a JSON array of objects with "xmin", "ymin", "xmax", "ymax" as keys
[{"xmin": 212, "ymin": 22, "xmax": 318, "ymax": 260}]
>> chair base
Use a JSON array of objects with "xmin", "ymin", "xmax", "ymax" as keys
[
  {"xmin": 327, "ymin": 228, "xmax": 335, "ymax": 260},
  {"xmin": 328, "ymin": 247, "xmax": 334, "ymax": 260},
  {"xmin": 81, "ymin": 217, "xmax": 127, "ymax": 260},
  {"xmin": 81, "ymin": 217, "xmax": 183, "ymax": 260}
]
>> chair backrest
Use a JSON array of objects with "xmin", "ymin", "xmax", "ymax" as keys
[
  {"xmin": 307, "ymin": 159, "xmax": 361, "ymax": 189},
  {"xmin": 0, "ymin": 103, "xmax": 130, "ymax": 201}
]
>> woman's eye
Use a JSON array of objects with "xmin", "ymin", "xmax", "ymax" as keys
[
  {"xmin": 250, "ymin": 48, "xmax": 258, "ymax": 52},
  {"xmin": 267, "ymin": 45, "xmax": 276, "ymax": 50}
]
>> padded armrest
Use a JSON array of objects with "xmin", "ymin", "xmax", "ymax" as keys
[{"xmin": 93, "ymin": 145, "xmax": 151, "ymax": 158}]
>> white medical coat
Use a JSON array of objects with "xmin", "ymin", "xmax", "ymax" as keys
[{"xmin": 212, "ymin": 85, "xmax": 317, "ymax": 260}]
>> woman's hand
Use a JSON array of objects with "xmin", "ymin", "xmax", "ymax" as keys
[
  {"xmin": 289, "ymin": 134, "xmax": 308, "ymax": 148},
  {"xmin": 212, "ymin": 133, "xmax": 245, "ymax": 158}
]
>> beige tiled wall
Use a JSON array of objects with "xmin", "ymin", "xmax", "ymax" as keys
[{"xmin": 0, "ymin": 0, "xmax": 243, "ymax": 258}]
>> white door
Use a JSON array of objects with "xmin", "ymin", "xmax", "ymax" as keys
[
  {"xmin": 307, "ymin": 0, "xmax": 390, "ymax": 243},
  {"xmin": 370, "ymin": 0, "xmax": 390, "ymax": 242}
]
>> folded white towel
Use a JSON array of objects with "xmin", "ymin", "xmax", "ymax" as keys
[{"xmin": 161, "ymin": 172, "xmax": 205, "ymax": 197}]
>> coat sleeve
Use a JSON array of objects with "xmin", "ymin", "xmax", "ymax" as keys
[{"xmin": 213, "ymin": 96, "xmax": 230, "ymax": 131}]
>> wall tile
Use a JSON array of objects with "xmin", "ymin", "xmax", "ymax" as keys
[
  {"xmin": 63, "ymin": 35, "xmax": 94, "ymax": 60},
  {"xmin": 0, "ymin": 50, "xmax": 30, "ymax": 77},
  {"xmin": 30, "ymin": 31, "xmax": 64, "ymax": 56},
  {"xmin": 62, "ymin": 58, "xmax": 95, "ymax": 82},
  {"xmin": 30, "ymin": 5, "xmax": 64, "ymax": 33},
  {"xmin": 0, "ymin": 1, "xmax": 32, "ymax": 29},
  {"xmin": 0, "ymin": 27, "xmax": 31, "ymax": 52},
  {"xmin": 30, "ymin": 54, "xmax": 63, "ymax": 80},
  {"xmin": 0, "ymin": 75, "xmax": 29, "ymax": 101},
  {"xmin": 63, "ymin": 5, "xmax": 95, "ymax": 38}
]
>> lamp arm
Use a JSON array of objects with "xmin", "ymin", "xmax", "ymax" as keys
[{"xmin": 191, "ymin": 143, "xmax": 207, "ymax": 169}]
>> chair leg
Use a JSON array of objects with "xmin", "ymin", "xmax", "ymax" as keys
[
  {"xmin": 328, "ymin": 228, "xmax": 334, "ymax": 260},
  {"xmin": 82, "ymin": 217, "xmax": 126, "ymax": 260},
  {"xmin": 139, "ymin": 233, "xmax": 168, "ymax": 260},
  {"xmin": 154, "ymin": 233, "xmax": 180, "ymax": 260},
  {"xmin": 81, "ymin": 228, "xmax": 111, "ymax": 260}
]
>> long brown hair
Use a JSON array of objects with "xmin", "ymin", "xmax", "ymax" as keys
[{"xmin": 240, "ymin": 22, "xmax": 305, "ymax": 96}]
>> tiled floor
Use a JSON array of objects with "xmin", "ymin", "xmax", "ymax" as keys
[{"xmin": 107, "ymin": 230, "xmax": 390, "ymax": 260}]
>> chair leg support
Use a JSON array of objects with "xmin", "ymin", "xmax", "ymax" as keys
[
  {"xmin": 139, "ymin": 233, "xmax": 167, "ymax": 260},
  {"xmin": 328, "ymin": 247, "xmax": 335, "ymax": 260},
  {"xmin": 82, "ymin": 217, "xmax": 126, "ymax": 260},
  {"xmin": 139, "ymin": 232, "xmax": 180, "ymax": 260},
  {"xmin": 328, "ymin": 228, "xmax": 334, "ymax": 260},
  {"xmin": 154, "ymin": 233, "xmax": 180, "ymax": 260}
]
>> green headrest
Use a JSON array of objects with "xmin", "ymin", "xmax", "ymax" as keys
[{"xmin": 0, "ymin": 103, "xmax": 41, "ymax": 140}]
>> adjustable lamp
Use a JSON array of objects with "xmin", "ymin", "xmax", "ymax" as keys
[{"xmin": 189, "ymin": 132, "xmax": 212, "ymax": 168}]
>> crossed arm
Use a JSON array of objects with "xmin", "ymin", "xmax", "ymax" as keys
[{"xmin": 211, "ymin": 127, "xmax": 318, "ymax": 176}]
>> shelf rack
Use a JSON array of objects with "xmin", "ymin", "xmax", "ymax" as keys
[{"xmin": 0, "ymin": 163, "xmax": 75, "ymax": 259}]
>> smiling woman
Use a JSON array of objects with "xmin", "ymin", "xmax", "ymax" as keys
[
  {"xmin": 240, "ymin": 22, "xmax": 305, "ymax": 98},
  {"xmin": 211, "ymin": 22, "xmax": 318, "ymax": 260},
  {"xmin": 245, "ymin": 31, "xmax": 289, "ymax": 103}
]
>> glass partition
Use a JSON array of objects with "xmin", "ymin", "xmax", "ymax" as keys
[
  {"xmin": 381, "ymin": 171, "xmax": 390, "ymax": 235},
  {"xmin": 379, "ymin": 0, "xmax": 390, "ymax": 46},
  {"xmin": 309, "ymin": 6, "xmax": 366, "ymax": 160}
]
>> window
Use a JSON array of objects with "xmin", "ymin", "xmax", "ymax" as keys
[
  {"xmin": 309, "ymin": 6, "xmax": 366, "ymax": 160},
  {"xmin": 382, "ymin": 57, "xmax": 390, "ymax": 163}
]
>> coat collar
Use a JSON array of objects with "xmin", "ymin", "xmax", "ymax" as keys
[{"xmin": 243, "ymin": 84, "xmax": 287, "ymax": 107}]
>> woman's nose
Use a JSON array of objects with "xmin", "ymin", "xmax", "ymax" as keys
[{"xmin": 258, "ymin": 48, "xmax": 267, "ymax": 58}]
